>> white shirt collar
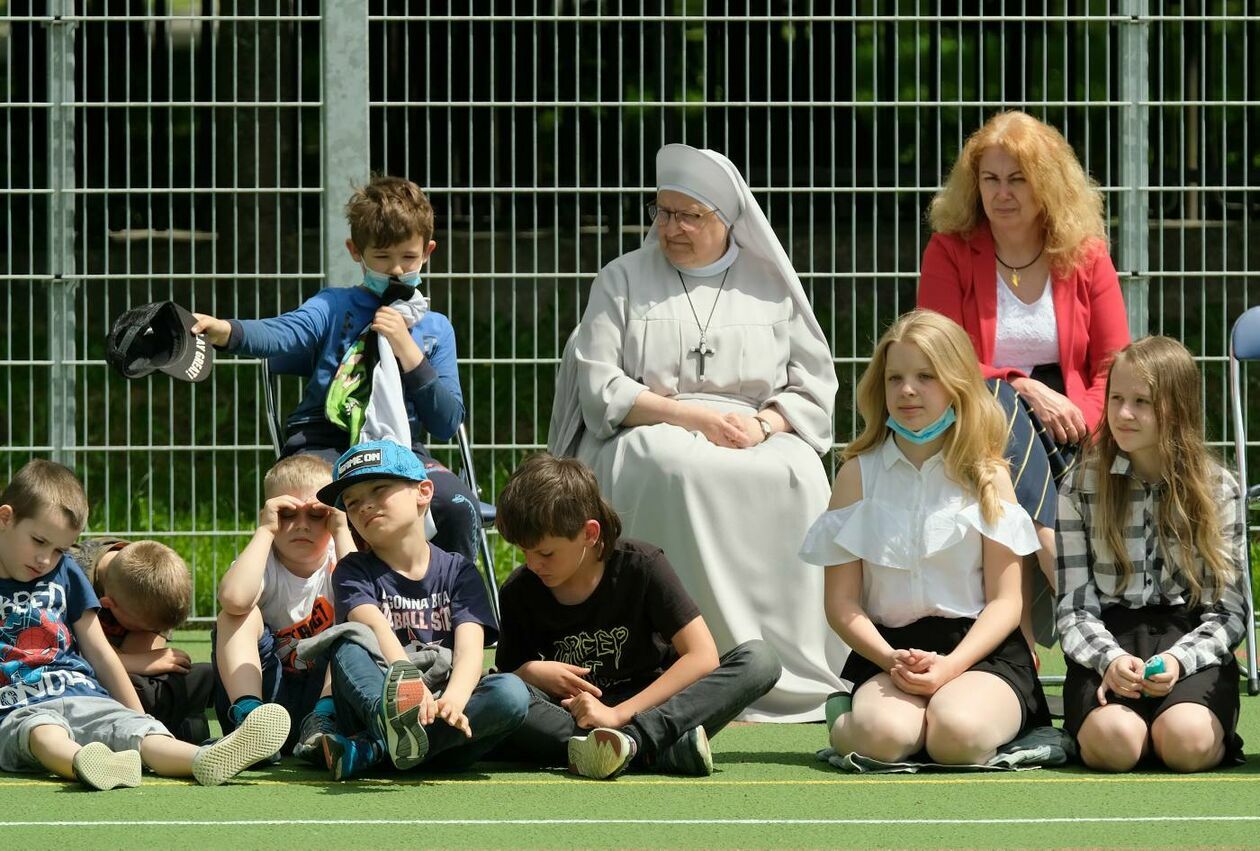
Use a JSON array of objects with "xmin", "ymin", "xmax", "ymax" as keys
[{"xmin": 880, "ymin": 433, "xmax": 944, "ymax": 472}]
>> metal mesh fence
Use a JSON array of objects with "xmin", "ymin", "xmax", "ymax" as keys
[{"xmin": 2, "ymin": 2, "xmax": 1256, "ymax": 620}]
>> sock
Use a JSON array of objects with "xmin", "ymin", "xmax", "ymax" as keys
[
  {"xmin": 229, "ymin": 695, "xmax": 264, "ymax": 728},
  {"xmin": 313, "ymin": 696, "xmax": 336, "ymax": 718},
  {"xmin": 622, "ymin": 727, "xmax": 642, "ymax": 762}
]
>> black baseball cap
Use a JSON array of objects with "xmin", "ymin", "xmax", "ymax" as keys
[{"xmin": 106, "ymin": 301, "xmax": 214, "ymax": 383}]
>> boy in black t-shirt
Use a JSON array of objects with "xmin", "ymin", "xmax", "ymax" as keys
[{"xmin": 493, "ymin": 454, "xmax": 782, "ymax": 779}]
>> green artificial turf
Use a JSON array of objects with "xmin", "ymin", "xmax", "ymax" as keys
[{"xmin": 4, "ymin": 632, "xmax": 1260, "ymax": 849}]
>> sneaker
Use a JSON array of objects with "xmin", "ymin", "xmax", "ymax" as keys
[
  {"xmin": 192, "ymin": 702, "xmax": 290, "ymax": 786},
  {"xmin": 224, "ymin": 697, "xmax": 281, "ymax": 765},
  {"xmin": 322, "ymin": 732, "xmax": 385, "ymax": 781},
  {"xmin": 292, "ymin": 709, "xmax": 339, "ymax": 765},
  {"xmin": 380, "ymin": 660, "xmax": 430, "ymax": 770},
  {"xmin": 654, "ymin": 727, "xmax": 713, "ymax": 777},
  {"xmin": 72, "ymin": 742, "xmax": 142, "ymax": 791},
  {"xmin": 567, "ymin": 728, "xmax": 634, "ymax": 780}
]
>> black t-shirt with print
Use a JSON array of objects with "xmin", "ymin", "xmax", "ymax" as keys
[{"xmin": 494, "ymin": 539, "xmax": 700, "ymax": 701}]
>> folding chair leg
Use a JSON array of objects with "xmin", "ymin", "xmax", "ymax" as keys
[
  {"xmin": 1249, "ymin": 624, "xmax": 1260, "ymax": 697},
  {"xmin": 1229, "ymin": 351, "xmax": 1260, "ymax": 696},
  {"xmin": 477, "ymin": 526, "xmax": 499, "ymax": 622}
]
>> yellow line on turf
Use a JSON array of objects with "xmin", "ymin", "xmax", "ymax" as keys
[{"xmin": 3, "ymin": 774, "xmax": 1260, "ymax": 788}]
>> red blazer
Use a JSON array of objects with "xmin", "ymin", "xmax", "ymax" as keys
[{"xmin": 917, "ymin": 223, "xmax": 1130, "ymax": 431}]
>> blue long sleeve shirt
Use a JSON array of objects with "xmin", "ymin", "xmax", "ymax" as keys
[{"xmin": 225, "ymin": 285, "xmax": 464, "ymax": 451}]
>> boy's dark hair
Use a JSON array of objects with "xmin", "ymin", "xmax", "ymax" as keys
[
  {"xmin": 344, "ymin": 175, "xmax": 435, "ymax": 251},
  {"xmin": 1, "ymin": 459, "xmax": 88, "ymax": 530},
  {"xmin": 495, "ymin": 454, "xmax": 621, "ymax": 558}
]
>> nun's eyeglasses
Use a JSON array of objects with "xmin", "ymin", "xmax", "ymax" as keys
[{"xmin": 645, "ymin": 203, "xmax": 717, "ymax": 232}]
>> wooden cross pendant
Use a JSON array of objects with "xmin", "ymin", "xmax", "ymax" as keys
[{"xmin": 691, "ymin": 335, "xmax": 716, "ymax": 377}]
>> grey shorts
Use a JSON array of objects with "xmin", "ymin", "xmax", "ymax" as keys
[{"xmin": 0, "ymin": 697, "xmax": 171, "ymax": 772}]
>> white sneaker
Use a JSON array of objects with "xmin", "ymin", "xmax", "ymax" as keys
[
  {"xmin": 72, "ymin": 742, "xmax": 142, "ymax": 791},
  {"xmin": 567, "ymin": 728, "xmax": 634, "ymax": 780},
  {"xmin": 192, "ymin": 702, "xmax": 290, "ymax": 786}
]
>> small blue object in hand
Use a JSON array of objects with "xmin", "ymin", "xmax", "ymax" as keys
[{"xmin": 1144, "ymin": 656, "xmax": 1166, "ymax": 678}]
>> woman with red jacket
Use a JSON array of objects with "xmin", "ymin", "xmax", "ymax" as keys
[{"xmin": 918, "ymin": 111, "xmax": 1131, "ymax": 651}]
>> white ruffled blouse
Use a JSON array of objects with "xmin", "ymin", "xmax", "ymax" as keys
[{"xmin": 799, "ymin": 436, "xmax": 1039, "ymax": 627}]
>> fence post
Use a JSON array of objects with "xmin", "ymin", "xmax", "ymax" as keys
[
  {"xmin": 1118, "ymin": 0, "xmax": 1150, "ymax": 338},
  {"xmin": 46, "ymin": 0, "xmax": 78, "ymax": 466},
  {"xmin": 321, "ymin": 0, "xmax": 370, "ymax": 285}
]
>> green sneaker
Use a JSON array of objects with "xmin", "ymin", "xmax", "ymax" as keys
[
  {"xmin": 72, "ymin": 742, "xmax": 142, "ymax": 791},
  {"xmin": 192, "ymin": 702, "xmax": 290, "ymax": 786},
  {"xmin": 380, "ymin": 660, "xmax": 429, "ymax": 770},
  {"xmin": 655, "ymin": 727, "xmax": 713, "ymax": 777},
  {"xmin": 567, "ymin": 728, "xmax": 634, "ymax": 780}
]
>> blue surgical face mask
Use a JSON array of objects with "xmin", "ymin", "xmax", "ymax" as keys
[
  {"xmin": 886, "ymin": 406, "xmax": 956, "ymax": 444},
  {"xmin": 361, "ymin": 264, "xmax": 422, "ymax": 297}
]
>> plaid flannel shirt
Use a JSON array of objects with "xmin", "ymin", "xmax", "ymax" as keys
[{"xmin": 1055, "ymin": 453, "xmax": 1248, "ymax": 677}]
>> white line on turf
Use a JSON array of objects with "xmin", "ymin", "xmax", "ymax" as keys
[{"xmin": 0, "ymin": 817, "xmax": 1258, "ymax": 827}]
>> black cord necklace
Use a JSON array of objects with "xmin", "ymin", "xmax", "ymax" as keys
[
  {"xmin": 676, "ymin": 267, "xmax": 731, "ymax": 378},
  {"xmin": 994, "ymin": 243, "xmax": 1044, "ymax": 288}
]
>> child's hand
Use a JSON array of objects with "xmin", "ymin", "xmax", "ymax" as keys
[
  {"xmin": 327, "ymin": 506, "xmax": 349, "ymax": 535},
  {"xmin": 414, "ymin": 684, "xmax": 440, "ymax": 727},
  {"xmin": 891, "ymin": 648, "xmax": 936, "ymax": 674},
  {"xmin": 1098, "ymin": 654, "xmax": 1145, "ymax": 705},
  {"xmin": 1141, "ymin": 653, "xmax": 1181, "ymax": 698},
  {"xmin": 890, "ymin": 653, "xmax": 959, "ymax": 696},
  {"xmin": 258, "ymin": 494, "xmax": 305, "ymax": 535},
  {"xmin": 133, "ymin": 647, "xmax": 192, "ymax": 676},
  {"xmin": 371, "ymin": 307, "xmax": 423, "ymax": 361},
  {"xmin": 517, "ymin": 660, "xmax": 603, "ymax": 700},
  {"xmin": 560, "ymin": 692, "xmax": 624, "ymax": 730},
  {"xmin": 190, "ymin": 313, "xmax": 232, "ymax": 347},
  {"xmin": 433, "ymin": 696, "xmax": 472, "ymax": 737}
]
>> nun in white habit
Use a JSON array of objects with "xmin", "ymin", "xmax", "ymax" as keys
[{"xmin": 550, "ymin": 143, "xmax": 848, "ymax": 721}]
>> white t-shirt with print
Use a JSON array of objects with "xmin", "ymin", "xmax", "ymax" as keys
[{"xmin": 256, "ymin": 542, "xmax": 336, "ymax": 671}]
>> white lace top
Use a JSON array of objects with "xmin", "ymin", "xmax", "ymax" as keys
[
  {"xmin": 799, "ymin": 436, "xmax": 1039, "ymax": 627},
  {"xmin": 992, "ymin": 273, "xmax": 1058, "ymax": 377}
]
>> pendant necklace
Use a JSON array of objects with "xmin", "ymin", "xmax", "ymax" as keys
[
  {"xmin": 677, "ymin": 267, "xmax": 731, "ymax": 378},
  {"xmin": 995, "ymin": 242, "xmax": 1044, "ymax": 288}
]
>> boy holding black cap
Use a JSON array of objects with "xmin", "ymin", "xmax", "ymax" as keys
[
  {"xmin": 188, "ymin": 176, "xmax": 482, "ymax": 564},
  {"xmin": 308, "ymin": 439, "xmax": 527, "ymax": 780}
]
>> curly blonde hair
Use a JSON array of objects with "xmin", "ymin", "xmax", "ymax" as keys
[
  {"xmin": 928, "ymin": 111, "xmax": 1107, "ymax": 276},
  {"xmin": 845, "ymin": 310, "xmax": 1009, "ymax": 525}
]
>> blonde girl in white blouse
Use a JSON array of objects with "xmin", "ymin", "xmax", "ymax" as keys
[{"xmin": 801, "ymin": 310, "xmax": 1048, "ymax": 764}]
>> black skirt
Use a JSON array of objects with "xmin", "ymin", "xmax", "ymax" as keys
[
  {"xmin": 1062, "ymin": 604, "xmax": 1244, "ymax": 766},
  {"xmin": 840, "ymin": 615, "xmax": 1050, "ymax": 730}
]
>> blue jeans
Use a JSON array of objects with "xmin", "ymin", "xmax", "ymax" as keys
[
  {"xmin": 494, "ymin": 640, "xmax": 782, "ymax": 766},
  {"xmin": 329, "ymin": 638, "xmax": 528, "ymax": 772}
]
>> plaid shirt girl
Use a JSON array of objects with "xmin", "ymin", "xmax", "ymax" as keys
[{"xmin": 1055, "ymin": 453, "xmax": 1248, "ymax": 676}]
